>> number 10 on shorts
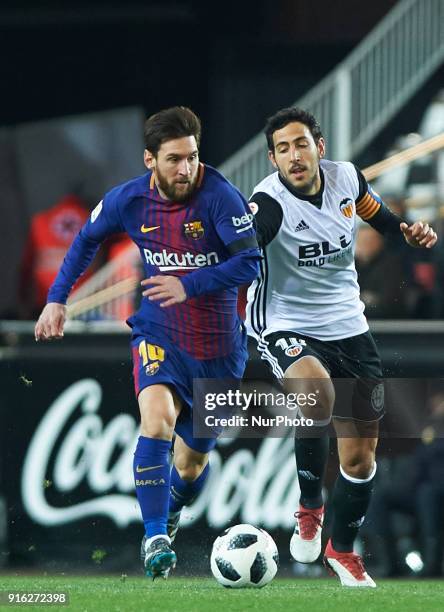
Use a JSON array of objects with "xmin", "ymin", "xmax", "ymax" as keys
[{"xmin": 138, "ymin": 340, "xmax": 165, "ymax": 366}]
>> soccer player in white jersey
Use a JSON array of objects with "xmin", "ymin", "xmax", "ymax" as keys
[{"xmin": 246, "ymin": 107, "xmax": 437, "ymax": 587}]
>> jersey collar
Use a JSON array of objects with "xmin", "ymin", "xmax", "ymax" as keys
[{"xmin": 278, "ymin": 168, "xmax": 324, "ymax": 209}]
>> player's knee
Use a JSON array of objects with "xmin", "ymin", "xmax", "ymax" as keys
[
  {"xmin": 303, "ymin": 383, "xmax": 335, "ymax": 423},
  {"xmin": 174, "ymin": 458, "xmax": 207, "ymax": 482},
  {"xmin": 284, "ymin": 358, "xmax": 334, "ymax": 422},
  {"xmin": 341, "ymin": 452, "xmax": 376, "ymax": 480},
  {"xmin": 285, "ymin": 355, "xmax": 329, "ymax": 380},
  {"xmin": 138, "ymin": 385, "xmax": 178, "ymax": 438},
  {"xmin": 139, "ymin": 402, "xmax": 176, "ymax": 438}
]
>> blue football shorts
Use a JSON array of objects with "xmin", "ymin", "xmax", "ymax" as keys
[{"xmin": 131, "ymin": 325, "xmax": 248, "ymax": 453}]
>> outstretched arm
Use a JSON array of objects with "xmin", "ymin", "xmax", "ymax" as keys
[
  {"xmin": 34, "ymin": 231, "xmax": 102, "ymax": 341},
  {"xmin": 34, "ymin": 196, "xmax": 124, "ymax": 340},
  {"xmin": 354, "ymin": 165, "xmax": 438, "ymax": 248}
]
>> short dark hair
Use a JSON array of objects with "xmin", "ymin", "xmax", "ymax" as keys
[
  {"xmin": 265, "ymin": 107, "xmax": 323, "ymax": 151},
  {"xmin": 144, "ymin": 106, "xmax": 201, "ymax": 155}
]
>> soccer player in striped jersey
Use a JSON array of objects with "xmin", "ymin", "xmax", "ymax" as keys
[
  {"xmin": 35, "ymin": 106, "xmax": 261, "ymax": 579},
  {"xmin": 246, "ymin": 107, "xmax": 437, "ymax": 587}
]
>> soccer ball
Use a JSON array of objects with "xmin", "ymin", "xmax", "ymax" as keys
[{"xmin": 210, "ymin": 524, "xmax": 279, "ymax": 588}]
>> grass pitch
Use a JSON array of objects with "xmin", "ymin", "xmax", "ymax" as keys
[{"xmin": 0, "ymin": 576, "xmax": 443, "ymax": 612}]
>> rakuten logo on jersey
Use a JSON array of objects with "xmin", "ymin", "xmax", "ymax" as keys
[
  {"xmin": 143, "ymin": 248, "xmax": 219, "ymax": 271},
  {"xmin": 232, "ymin": 213, "xmax": 254, "ymax": 233}
]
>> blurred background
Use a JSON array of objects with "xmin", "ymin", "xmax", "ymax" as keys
[{"xmin": 1, "ymin": 0, "xmax": 444, "ymax": 580}]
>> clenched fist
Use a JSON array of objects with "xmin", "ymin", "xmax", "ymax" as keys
[{"xmin": 35, "ymin": 303, "xmax": 67, "ymax": 341}]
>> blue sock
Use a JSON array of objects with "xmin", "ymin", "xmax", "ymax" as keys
[
  {"xmin": 133, "ymin": 436, "xmax": 172, "ymax": 538},
  {"xmin": 169, "ymin": 462, "xmax": 210, "ymax": 513}
]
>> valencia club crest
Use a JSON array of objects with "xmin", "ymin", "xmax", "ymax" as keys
[{"xmin": 339, "ymin": 198, "xmax": 354, "ymax": 218}]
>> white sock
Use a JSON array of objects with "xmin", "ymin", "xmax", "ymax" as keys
[
  {"xmin": 146, "ymin": 534, "xmax": 171, "ymax": 548},
  {"xmin": 340, "ymin": 462, "xmax": 377, "ymax": 484}
]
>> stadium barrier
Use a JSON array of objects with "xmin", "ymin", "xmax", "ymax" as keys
[{"xmin": 0, "ymin": 321, "xmax": 443, "ymax": 572}]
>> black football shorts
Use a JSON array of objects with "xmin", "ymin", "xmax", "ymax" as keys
[{"xmin": 253, "ymin": 330, "xmax": 384, "ymax": 422}]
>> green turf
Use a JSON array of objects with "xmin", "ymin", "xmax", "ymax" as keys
[{"xmin": 0, "ymin": 576, "xmax": 443, "ymax": 612}]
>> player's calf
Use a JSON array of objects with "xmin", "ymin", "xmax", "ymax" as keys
[
  {"xmin": 167, "ymin": 445, "xmax": 210, "ymax": 543},
  {"xmin": 167, "ymin": 510, "xmax": 181, "ymax": 542}
]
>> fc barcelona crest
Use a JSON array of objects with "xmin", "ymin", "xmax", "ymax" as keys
[
  {"xmin": 184, "ymin": 220, "xmax": 204, "ymax": 239},
  {"xmin": 339, "ymin": 198, "xmax": 354, "ymax": 218},
  {"xmin": 145, "ymin": 361, "xmax": 160, "ymax": 376}
]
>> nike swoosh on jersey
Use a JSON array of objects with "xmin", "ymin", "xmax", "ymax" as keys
[
  {"xmin": 135, "ymin": 464, "xmax": 164, "ymax": 473},
  {"xmin": 141, "ymin": 225, "xmax": 160, "ymax": 233}
]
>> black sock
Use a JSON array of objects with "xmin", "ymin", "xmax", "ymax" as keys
[
  {"xmin": 331, "ymin": 468, "xmax": 375, "ymax": 552},
  {"xmin": 295, "ymin": 431, "xmax": 329, "ymax": 509}
]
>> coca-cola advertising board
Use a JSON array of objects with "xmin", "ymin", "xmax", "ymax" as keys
[
  {"xmin": 1, "ymin": 323, "xmax": 442, "ymax": 571},
  {"xmin": 0, "ymin": 329, "xmax": 300, "ymax": 572}
]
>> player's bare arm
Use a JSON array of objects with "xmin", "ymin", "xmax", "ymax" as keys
[
  {"xmin": 400, "ymin": 221, "xmax": 438, "ymax": 248},
  {"xmin": 141, "ymin": 275, "xmax": 187, "ymax": 308},
  {"xmin": 35, "ymin": 302, "xmax": 67, "ymax": 341}
]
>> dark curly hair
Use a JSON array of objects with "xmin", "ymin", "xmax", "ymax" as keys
[{"xmin": 265, "ymin": 107, "xmax": 323, "ymax": 151}]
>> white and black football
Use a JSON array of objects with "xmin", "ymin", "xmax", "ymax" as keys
[{"xmin": 210, "ymin": 523, "xmax": 279, "ymax": 588}]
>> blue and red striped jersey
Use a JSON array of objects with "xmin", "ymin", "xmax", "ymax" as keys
[{"xmin": 48, "ymin": 163, "xmax": 260, "ymax": 359}]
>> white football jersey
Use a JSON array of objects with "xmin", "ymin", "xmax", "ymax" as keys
[{"xmin": 246, "ymin": 159, "xmax": 369, "ymax": 341}]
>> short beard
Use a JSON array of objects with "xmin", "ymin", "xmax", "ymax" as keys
[
  {"xmin": 291, "ymin": 172, "xmax": 318, "ymax": 195},
  {"xmin": 277, "ymin": 157, "xmax": 320, "ymax": 196},
  {"xmin": 156, "ymin": 169, "xmax": 197, "ymax": 202}
]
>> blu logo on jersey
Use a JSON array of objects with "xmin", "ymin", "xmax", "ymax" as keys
[
  {"xmin": 298, "ymin": 235, "xmax": 352, "ymax": 267},
  {"xmin": 299, "ymin": 235, "xmax": 352, "ymax": 259}
]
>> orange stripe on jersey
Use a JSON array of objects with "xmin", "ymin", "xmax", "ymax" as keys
[
  {"xmin": 356, "ymin": 193, "xmax": 381, "ymax": 220},
  {"xmin": 357, "ymin": 201, "xmax": 376, "ymax": 217},
  {"xmin": 356, "ymin": 200, "xmax": 373, "ymax": 215},
  {"xmin": 358, "ymin": 200, "xmax": 381, "ymax": 220},
  {"xmin": 366, "ymin": 203, "xmax": 381, "ymax": 219},
  {"xmin": 355, "ymin": 193, "xmax": 372, "ymax": 209},
  {"xmin": 150, "ymin": 173, "xmax": 155, "ymax": 190},
  {"xmin": 196, "ymin": 163, "xmax": 205, "ymax": 188}
]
